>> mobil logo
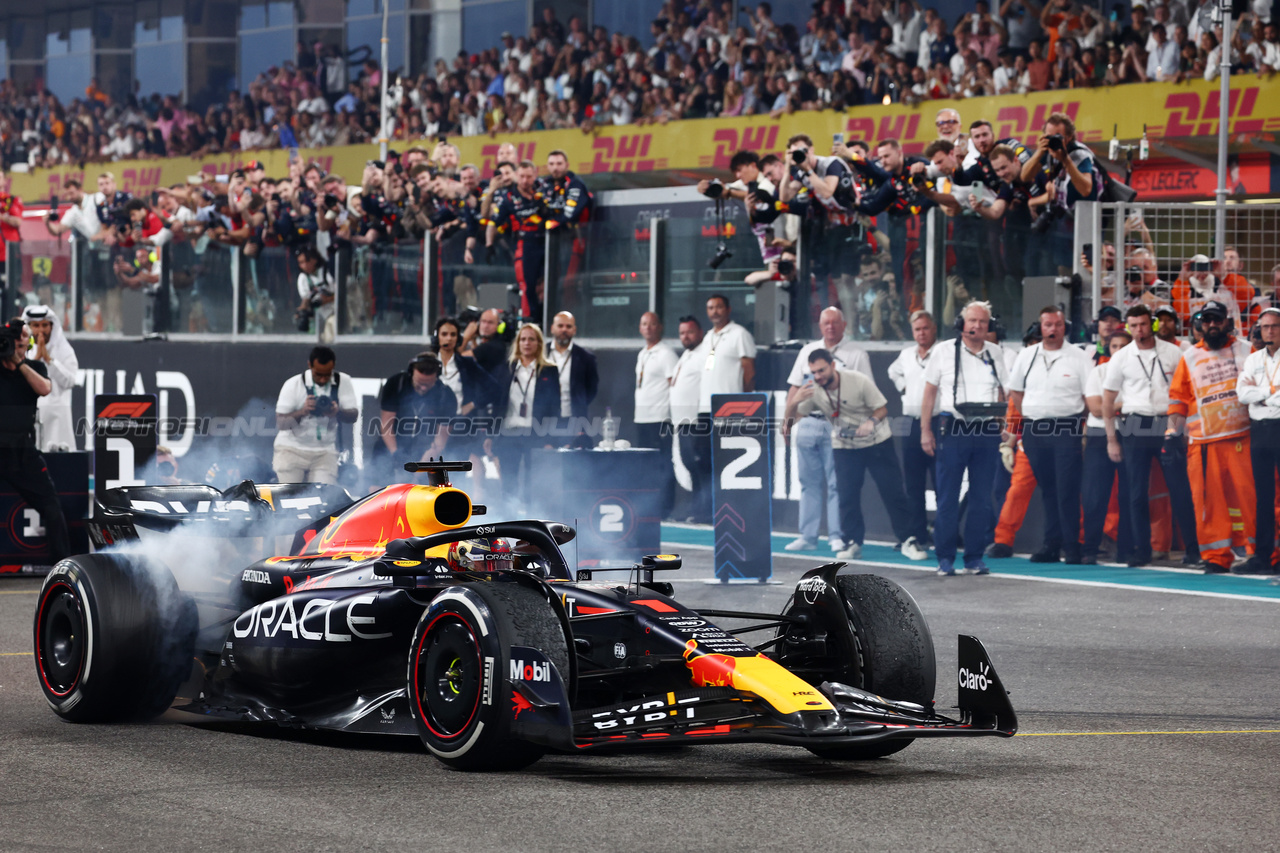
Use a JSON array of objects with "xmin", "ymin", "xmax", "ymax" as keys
[
  {"xmin": 705, "ymin": 125, "xmax": 781, "ymax": 169},
  {"xmin": 683, "ymin": 640, "xmax": 737, "ymax": 687},
  {"xmin": 510, "ymin": 658, "xmax": 552, "ymax": 682}
]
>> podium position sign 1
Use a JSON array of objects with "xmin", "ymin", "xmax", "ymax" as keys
[{"xmin": 710, "ymin": 393, "xmax": 772, "ymax": 583}]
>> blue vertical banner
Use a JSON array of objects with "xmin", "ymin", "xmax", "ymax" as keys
[{"xmin": 710, "ymin": 393, "xmax": 772, "ymax": 583}]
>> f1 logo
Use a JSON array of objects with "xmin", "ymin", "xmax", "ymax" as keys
[
  {"xmin": 97, "ymin": 402, "xmax": 152, "ymax": 419},
  {"xmin": 713, "ymin": 401, "xmax": 762, "ymax": 418}
]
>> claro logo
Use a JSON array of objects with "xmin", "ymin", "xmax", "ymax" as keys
[{"xmin": 958, "ymin": 661, "xmax": 992, "ymax": 692}]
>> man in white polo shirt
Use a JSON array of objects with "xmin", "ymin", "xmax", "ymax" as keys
[
  {"xmin": 1101, "ymin": 303, "xmax": 1200, "ymax": 568},
  {"xmin": 670, "ymin": 315, "xmax": 710, "ymax": 523},
  {"xmin": 634, "ymin": 311, "xmax": 679, "ymax": 518},
  {"xmin": 694, "ymin": 294, "xmax": 756, "ymax": 523},
  {"xmin": 1236, "ymin": 306, "xmax": 1280, "ymax": 575},
  {"xmin": 888, "ymin": 309, "xmax": 938, "ymax": 552},
  {"xmin": 1006, "ymin": 305, "xmax": 1094, "ymax": 563},
  {"xmin": 783, "ymin": 306, "xmax": 870, "ymax": 553},
  {"xmin": 920, "ymin": 300, "xmax": 1009, "ymax": 576}
]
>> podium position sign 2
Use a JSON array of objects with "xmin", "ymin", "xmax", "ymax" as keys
[{"xmin": 710, "ymin": 393, "xmax": 772, "ymax": 583}]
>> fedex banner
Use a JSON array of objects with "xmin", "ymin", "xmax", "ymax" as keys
[{"xmin": 11, "ymin": 78, "xmax": 1280, "ymax": 200}]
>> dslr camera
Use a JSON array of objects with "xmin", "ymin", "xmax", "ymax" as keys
[
  {"xmin": 701, "ymin": 179, "xmax": 725, "ymax": 200},
  {"xmin": 1044, "ymin": 133, "xmax": 1066, "ymax": 152},
  {"xmin": 313, "ymin": 395, "xmax": 338, "ymax": 417},
  {"xmin": 0, "ymin": 319, "xmax": 24, "ymax": 361},
  {"xmin": 708, "ymin": 242, "xmax": 733, "ymax": 270},
  {"xmin": 1031, "ymin": 205, "xmax": 1065, "ymax": 235}
]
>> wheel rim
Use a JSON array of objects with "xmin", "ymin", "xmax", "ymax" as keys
[
  {"xmin": 415, "ymin": 615, "xmax": 482, "ymax": 739},
  {"xmin": 36, "ymin": 582, "xmax": 85, "ymax": 696}
]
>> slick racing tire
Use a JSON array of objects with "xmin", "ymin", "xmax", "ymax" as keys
[
  {"xmin": 408, "ymin": 581, "xmax": 571, "ymax": 771},
  {"xmin": 808, "ymin": 575, "xmax": 937, "ymax": 761},
  {"xmin": 33, "ymin": 554, "xmax": 198, "ymax": 723}
]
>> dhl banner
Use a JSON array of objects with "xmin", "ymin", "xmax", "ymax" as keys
[{"xmin": 11, "ymin": 77, "xmax": 1280, "ymax": 200}]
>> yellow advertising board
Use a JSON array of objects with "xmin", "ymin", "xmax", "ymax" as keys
[{"xmin": 11, "ymin": 77, "xmax": 1278, "ymax": 200}]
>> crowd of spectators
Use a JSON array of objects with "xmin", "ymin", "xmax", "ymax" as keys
[{"xmin": 3, "ymin": 0, "xmax": 1278, "ymax": 170}]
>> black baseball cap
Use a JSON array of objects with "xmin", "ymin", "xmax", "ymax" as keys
[
  {"xmin": 1097, "ymin": 305, "xmax": 1123, "ymax": 321},
  {"xmin": 1198, "ymin": 300, "xmax": 1229, "ymax": 320}
]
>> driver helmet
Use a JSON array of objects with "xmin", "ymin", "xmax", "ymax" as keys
[{"xmin": 448, "ymin": 537, "xmax": 514, "ymax": 572}]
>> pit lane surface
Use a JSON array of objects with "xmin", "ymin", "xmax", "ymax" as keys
[{"xmin": 3, "ymin": 546, "xmax": 1279, "ymax": 852}]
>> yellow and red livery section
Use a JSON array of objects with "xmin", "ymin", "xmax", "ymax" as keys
[
  {"xmin": 298, "ymin": 484, "xmax": 474, "ymax": 559},
  {"xmin": 682, "ymin": 640, "xmax": 834, "ymax": 716}
]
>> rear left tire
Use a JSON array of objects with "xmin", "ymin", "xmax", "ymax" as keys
[{"xmin": 33, "ymin": 554, "xmax": 198, "ymax": 723}]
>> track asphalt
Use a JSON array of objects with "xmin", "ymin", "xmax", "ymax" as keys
[{"xmin": 1, "ymin": 534, "xmax": 1278, "ymax": 851}]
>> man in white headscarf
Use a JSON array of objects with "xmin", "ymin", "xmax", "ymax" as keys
[{"xmin": 21, "ymin": 306, "xmax": 78, "ymax": 451}]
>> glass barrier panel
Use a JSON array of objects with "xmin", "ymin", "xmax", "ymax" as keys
[
  {"xmin": 927, "ymin": 207, "xmax": 1029, "ymax": 341},
  {"xmin": 171, "ymin": 237, "xmax": 235, "ymax": 333},
  {"xmin": 661, "ymin": 215, "xmax": 761, "ymax": 338},
  {"xmin": 12, "ymin": 239, "xmax": 74, "ymax": 328},
  {"xmin": 421, "ymin": 232, "xmax": 524, "ymax": 336},
  {"xmin": 343, "ymin": 240, "xmax": 425, "ymax": 336},
  {"xmin": 241, "ymin": 244, "xmax": 302, "ymax": 334},
  {"xmin": 545, "ymin": 221, "xmax": 651, "ymax": 338},
  {"xmin": 796, "ymin": 215, "xmax": 915, "ymax": 343}
]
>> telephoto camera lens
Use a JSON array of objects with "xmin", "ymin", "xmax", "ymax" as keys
[{"xmin": 708, "ymin": 244, "xmax": 733, "ymax": 269}]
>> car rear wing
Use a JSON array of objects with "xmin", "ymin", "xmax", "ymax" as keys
[{"xmin": 89, "ymin": 481, "xmax": 355, "ymax": 546}]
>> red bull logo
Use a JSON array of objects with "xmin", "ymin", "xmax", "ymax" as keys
[
  {"xmin": 512, "ymin": 690, "xmax": 533, "ymax": 720},
  {"xmin": 683, "ymin": 640, "xmax": 738, "ymax": 687}
]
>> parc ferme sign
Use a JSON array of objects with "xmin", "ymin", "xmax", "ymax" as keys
[
  {"xmin": 11, "ymin": 78, "xmax": 1280, "ymax": 199},
  {"xmin": 711, "ymin": 393, "xmax": 772, "ymax": 583}
]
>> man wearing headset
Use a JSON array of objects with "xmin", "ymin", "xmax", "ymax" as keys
[
  {"xmin": 1237, "ymin": 306, "xmax": 1280, "ymax": 575},
  {"xmin": 1102, "ymin": 304, "xmax": 1200, "ymax": 568},
  {"xmin": 920, "ymin": 300, "xmax": 1009, "ymax": 576},
  {"xmin": 1168, "ymin": 300, "xmax": 1254, "ymax": 574},
  {"xmin": 1005, "ymin": 306, "xmax": 1094, "ymax": 563}
]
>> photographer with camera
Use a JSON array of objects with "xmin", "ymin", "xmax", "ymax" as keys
[
  {"xmin": 273, "ymin": 345, "xmax": 358, "ymax": 484},
  {"xmin": 44, "ymin": 180, "xmax": 101, "ymax": 243},
  {"xmin": 784, "ymin": 348, "xmax": 920, "ymax": 562},
  {"xmin": 294, "ymin": 247, "xmax": 335, "ymax": 342},
  {"xmin": 1020, "ymin": 112, "xmax": 1100, "ymax": 270},
  {"xmin": 0, "ymin": 317, "xmax": 69, "ymax": 563},
  {"xmin": 91, "ymin": 172, "xmax": 134, "ymax": 246},
  {"xmin": 780, "ymin": 135, "xmax": 891, "ymax": 331}
]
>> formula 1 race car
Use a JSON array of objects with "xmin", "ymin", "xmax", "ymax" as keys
[{"xmin": 33, "ymin": 462, "xmax": 1017, "ymax": 771}]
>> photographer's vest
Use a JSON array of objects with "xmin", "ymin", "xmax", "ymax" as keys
[{"xmin": 1168, "ymin": 338, "xmax": 1251, "ymax": 444}]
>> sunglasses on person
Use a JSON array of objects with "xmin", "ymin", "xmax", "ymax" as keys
[{"xmin": 936, "ymin": 118, "xmax": 959, "ymax": 127}]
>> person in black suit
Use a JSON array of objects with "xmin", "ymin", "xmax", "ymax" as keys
[
  {"xmin": 489, "ymin": 323, "xmax": 560, "ymax": 514},
  {"xmin": 547, "ymin": 311, "xmax": 599, "ymax": 438}
]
